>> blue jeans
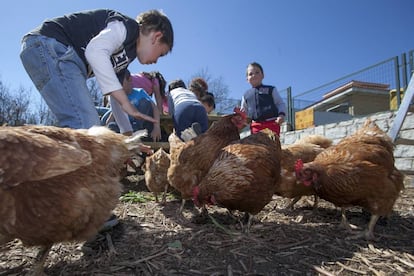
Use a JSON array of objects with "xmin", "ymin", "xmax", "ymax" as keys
[
  {"xmin": 20, "ymin": 35, "xmax": 101, "ymax": 129},
  {"xmin": 174, "ymin": 102, "xmax": 208, "ymax": 139}
]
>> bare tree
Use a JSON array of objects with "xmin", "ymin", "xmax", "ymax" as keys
[
  {"xmin": 36, "ymin": 98, "xmax": 57, "ymax": 125},
  {"xmin": 0, "ymin": 82, "xmax": 31, "ymax": 126},
  {"xmin": 11, "ymin": 86, "xmax": 31, "ymax": 125},
  {"xmin": 189, "ymin": 68, "xmax": 239, "ymax": 114},
  {"xmin": 87, "ymin": 77, "xmax": 103, "ymax": 106},
  {"xmin": 0, "ymin": 81, "xmax": 10, "ymax": 125},
  {"xmin": 0, "ymin": 75, "xmax": 104, "ymax": 126}
]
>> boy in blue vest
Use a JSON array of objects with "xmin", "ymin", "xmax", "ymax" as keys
[
  {"xmin": 240, "ymin": 62, "xmax": 286, "ymax": 136},
  {"xmin": 20, "ymin": 9, "xmax": 173, "ymax": 130}
]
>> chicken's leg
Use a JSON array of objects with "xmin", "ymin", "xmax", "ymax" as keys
[
  {"xmin": 30, "ymin": 244, "xmax": 52, "ymax": 276},
  {"xmin": 286, "ymin": 196, "xmax": 301, "ymax": 210},
  {"xmin": 339, "ymin": 208, "xmax": 356, "ymax": 232},
  {"xmin": 311, "ymin": 195, "xmax": 319, "ymax": 210},
  {"xmin": 347, "ymin": 214, "xmax": 379, "ymax": 241},
  {"xmin": 342, "ymin": 211, "xmax": 379, "ymax": 241},
  {"xmin": 363, "ymin": 214, "xmax": 379, "ymax": 240},
  {"xmin": 244, "ymin": 213, "xmax": 254, "ymax": 235},
  {"xmin": 178, "ymin": 199, "xmax": 186, "ymax": 214},
  {"xmin": 161, "ymin": 182, "xmax": 169, "ymax": 205}
]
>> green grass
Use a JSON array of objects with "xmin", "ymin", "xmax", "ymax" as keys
[
  {"xmin": 119, "ymin": 191, "xmax": 155, "ymax": 203},
  {"xmin": 119, "ymin": 190, "xmax": 180, "ymax": 203}
]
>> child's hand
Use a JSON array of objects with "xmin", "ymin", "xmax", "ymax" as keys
[
  {"xmin": 151, "ymin": 123, "xmax": 161, "ymax": 142},
  {"xmin": 276, "ymin": 116, "xmax": 285, "ymax": 125}
]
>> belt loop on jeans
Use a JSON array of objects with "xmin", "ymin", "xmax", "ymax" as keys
[
  {"xmin": 21, "ymin": 34, "xmax": 37, "ymax": 43},
  {"xmin": 21, "ymin": 34, "xmax": 30, "ymax": 43}
]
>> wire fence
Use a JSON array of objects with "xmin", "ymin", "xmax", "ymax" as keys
[
  {"xmin": 215, "ymin": 98, "xmax": 240, "ymax": 115},
  {"xmin": 277, "ymin": 49, "xmax": 414, "ymax": 130}
]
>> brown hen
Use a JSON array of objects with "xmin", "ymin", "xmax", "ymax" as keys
[
  {"xmin": 193, "ymin": 129, "xmax": 282, "ymax": 233},
  {"xmin": 296, "ymin": 119, "xmax": 405, "ymax": 240},
  {"xmin": 294, "ymin": 134, "xmax": 333, "ymax": 149},
  {"xmin": 144, "ymin": 147, "xmax": 171, "ymax": 203},
  {"xmin": 167, "ymin": 108, "xmax": 248, "ymax": 213},
  {"xmin": 277, "ymin": 135, "xmax": 332, "ymax": 209},
  {"xmin": 0, "ymin": 125, "xmax": 144, "ymax": 275}
]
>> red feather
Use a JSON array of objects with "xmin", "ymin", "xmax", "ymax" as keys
[{"xmin": 233, "ymin": 106, "xmax": 247, "ymax": 120}]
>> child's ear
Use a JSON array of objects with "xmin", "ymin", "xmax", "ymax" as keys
[{"xmin": 152, "ymin": 31, "xmax": 163, "ymax": 44}]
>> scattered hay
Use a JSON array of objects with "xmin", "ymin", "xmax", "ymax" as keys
[{"xmin": 1, "ymin": 175, "xmax": 413, "ymax": 275}]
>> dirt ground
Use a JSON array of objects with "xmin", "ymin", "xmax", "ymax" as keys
[{"xmin": 1, "ymin": 174, "xmax": 413, "ymax": 276}]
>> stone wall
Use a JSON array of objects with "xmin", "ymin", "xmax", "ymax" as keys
[{"xmin": 279, "ymin": 111, "xmax": 414, "ymax": 172}]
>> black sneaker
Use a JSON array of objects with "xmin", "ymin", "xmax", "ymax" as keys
[{"xmin": 191, "ymin": 122, "xmax": 202, "ymax": 135}]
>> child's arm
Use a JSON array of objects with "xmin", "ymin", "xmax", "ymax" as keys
[
  {"xmin": 153, "ymin": 80, "xmax": 164, "ymax": 114},
  {"xmin": 109, "ymin": 95, "xmax": 133, "ymax": 134},
  {"xmin": 271, "ymin": 88, "xmax": 286, "ymax": 125},
  {"xmin": 85, "ymin": 21, "xmax": 127, "ymax": 96},
  {"xmin": 110, "ymin": 89, "xmax": 157, "ymax": 124},
  {"xmin": 150, "ymin": 102, "xmax": 161, "ymax": 141}
]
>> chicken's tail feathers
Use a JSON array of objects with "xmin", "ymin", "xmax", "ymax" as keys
[
  {"xmin": 124, "ymin": 129, "xmax": 147, "ymax": 144},
  {"xmin": 260, "ymin": 128, "xmax": 276, "ymax": 140},
  {"xmin": 390, "ymin": 168, "xmax": 405, "ymax": 192},
  {"xmin": 168, "ymin": 130, "xmax": 184, "ymax": 145},
  {"xmin": 363, "ymin": 117, "xmax": 375, "ymax": 127},
  {"xmin": 181, "ymin": 126, "xmax": 199, "ymax": 142},
  {"xmin": 124, "ymin": 129, "xmax": 153, "ymax": 154}
]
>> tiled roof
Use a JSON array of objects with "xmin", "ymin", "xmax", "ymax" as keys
[{"xmin": 323, "ymin": 80, "xmax": 390, "ymax": 99}]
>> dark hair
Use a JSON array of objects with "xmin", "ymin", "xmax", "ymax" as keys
[
  {"xmin": 189, "ymin": 77, "xmax": 208, "ymax": 99},
  {"xmin": 137, "ymin": 10, "xmax": 174, "ymax": 53},
  {"xmin": 152, "ymin": 71, "xmax": 166, "ymax": 97},
  {"xmin": 142, "ymin": 71, "xmax": 167, "ymax": 97},
  {"xmin": 246, "ymin": 62, "xmax": 264, "ymax": 75},
  {"xmin": 200, "ymin": 92, "xmax": 215, "ymax": 109},
  {"xmin": 168, "ymin": 79, "xmax": 186, "ymax": 91}
]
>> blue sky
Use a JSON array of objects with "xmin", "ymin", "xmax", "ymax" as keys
[{"xmin": 1, "ymin": 0, "xmax": 413, "ymax": 104}]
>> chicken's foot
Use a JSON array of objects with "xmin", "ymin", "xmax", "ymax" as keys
[
  {"xmin": 30, "ymin": 244, "xmax": 52, "ymax": 276},
  {"xmin": 178, "ymin": 199, "xmax": 186, "ymax": 214},
  {"xmin": 346, "ymin": 214, "xmax": 379, "ymax": 241},
  {"xmin": 244, "ymin": 213, "xmax": 255, "ymax": 235},
  {"xmin": 340, "ymin": 208, "xmax": 358, "ymax": 232},
  {"xmin": 285, "ymin": 196, "xmax": 301, "ymax": 210},
  {"xmin": 311, "ymin": 195, "xmax": 319, "ymax": 210},
  {"xmin": 160, "ymin": 183, "xmax": 169, "ymax": 205}
]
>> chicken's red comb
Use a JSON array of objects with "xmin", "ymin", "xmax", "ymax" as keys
[
  {"xmin": 233, "ymin": 106, "xmax": 247, "ymax": 120},
  {"xmin": 294, "ymin": 159, "xmax": 304, "ymax": 173}
]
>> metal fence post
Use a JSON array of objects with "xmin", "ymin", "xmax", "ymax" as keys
[
  {"xmin": 286, "ymin": 86, "xmax": 293, "ymax": 130},
  {"xmin": 402, "ymin": 53, "xmax": 408, "ymax": 89},
  {"xmin": 394, "ymin": 56, "xmax": 402, "ymax": 108}
]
